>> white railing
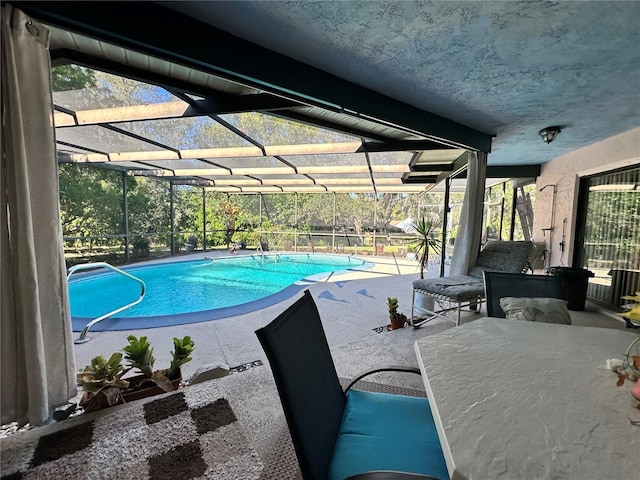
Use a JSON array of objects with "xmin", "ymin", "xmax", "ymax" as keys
[{"xmin": 67, "ymin": 262, "xmax": 146, "ymax": 344}]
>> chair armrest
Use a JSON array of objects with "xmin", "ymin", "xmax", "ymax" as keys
[
  {"xmin": 346, "ymin": 471, "xmax": 440, "ymax": 479},
  {"xmin": 344, "ymin": 365, "xmax": 421, "ymax": 392}
]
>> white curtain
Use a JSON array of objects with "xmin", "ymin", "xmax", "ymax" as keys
[
  {"xmin": 1, "ymin": 5, "xmax": 76, "ymax": 426},
  {"xmin": 449, "ymin": 151, "xmax": 488, "ymax": 276}
]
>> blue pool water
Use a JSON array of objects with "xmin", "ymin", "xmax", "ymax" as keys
[{"xmin": 69, "ymin": 254, "xmax": 368, "ymax": 330}]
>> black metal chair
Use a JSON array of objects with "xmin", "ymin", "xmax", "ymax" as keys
[
  {"xmin": 255, "ymin": 290, "xmax": 448, "ymax": 480},
  {"xmin": 483, "ymin": 271, "xmax": 564, "ymax": 318}
]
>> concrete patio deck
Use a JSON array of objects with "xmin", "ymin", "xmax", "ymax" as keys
[{"xmin": 72, "ymin": 251, "xmax": 628, "ymax": 393}]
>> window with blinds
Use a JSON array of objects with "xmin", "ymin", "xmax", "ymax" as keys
[{"xmin": 577, "ymin": 165, "xmax": 640, "ymax": 309}]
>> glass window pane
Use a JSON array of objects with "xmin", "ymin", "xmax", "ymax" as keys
[{"xmin": 581, "ymin": 165, "xmax": 640, "ymax": 308}]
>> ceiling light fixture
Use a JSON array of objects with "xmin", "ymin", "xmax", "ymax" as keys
[{"xmin": 539, "ymin": 126, "xmax": 562, "ymax": 144}]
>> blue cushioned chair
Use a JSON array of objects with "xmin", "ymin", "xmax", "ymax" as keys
[{"xmin": 256, "ymin": 290, "xmax": 448, "ymax": 480}]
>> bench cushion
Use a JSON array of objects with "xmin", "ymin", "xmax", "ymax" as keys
[
  {"xmin": 469, "ymin": 240, "xmax": 536, "ymax": 277},
  {"xmin": 413, "ymin": 275, "xmax": 484, "ymax": 302},
  {"xmin": 328, "ymin": 390, "xmax": 448, "ymax": 480}
]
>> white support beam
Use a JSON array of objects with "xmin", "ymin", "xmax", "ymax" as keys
[
  {"xmin": 62, "ymin": 143, "xmax": 371, "ymax": 163},
  {"xmin": 172, "ymin": 168, "xmax": 231, "ymax": 176},
  {"xmin": 230, "ymin": 167, "xmax": 296, "ymax": 175},
  {"xmin": 54, "ymin": 100, "xmax": 193, "ymax": 126},
  {"xmin": 264, "ymin": 142, "xmax": 361, "ymax": 156},
  {"xmin": 309, "ymin": 177, "xmax": 400, "ymax": 185}
]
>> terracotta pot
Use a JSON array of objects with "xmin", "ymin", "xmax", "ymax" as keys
[{"xmin": 387, "ymin": 314, "xmax": 407, "ymax": 331}]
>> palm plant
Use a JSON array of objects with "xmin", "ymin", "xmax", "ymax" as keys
[{"xmin": 409, "ymin": 216, "xmax": 441, "ymax": 279}]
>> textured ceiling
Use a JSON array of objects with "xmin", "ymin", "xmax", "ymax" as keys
[{"xmin": 163, "ymin": 1, "xmax": 640, "ymax": 166}]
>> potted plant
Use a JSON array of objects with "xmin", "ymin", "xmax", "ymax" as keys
[
  {"xmin": 77, "ymin": 353, "xmax": 129, "ymax": 413},
  {"xmin": 185, "ymin": 235, "xmax": 198, "ymax": 253},
  {"xmin": 409, "ymin": 216, "xmax": 441, "ymax": 279},
  {"xmin": 219, "ymin": 199, "xmax": 243, "ymax": 231},
  {"xmin": 616, "ymin": 290, "xmax": 640, "ymax": 329},
  {"xmin": 121, "ymin": 335, "xmax": 195, "ymax": 402},
  {"xmin": 77, "ymin": 336, "xmax": 195, "ymax": 412},
  {"xmin": 615, "ymin": 291, "xmax": 640, "ymax": 399},
  {"xmin": 387, "ymin": 297, "xmax": 408, "ymax": 330}
]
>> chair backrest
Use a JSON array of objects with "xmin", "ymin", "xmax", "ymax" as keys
[
  {"xmin": 468, "ymin": 240, "xmax": 538, "ymax": 278},
  {"xmin": 256, "ymin": 290, "xmax": 346, "ymax": 480},
  {"xmin": 484, "ymin": 271, "xmax": 564, "ymax": 317}
]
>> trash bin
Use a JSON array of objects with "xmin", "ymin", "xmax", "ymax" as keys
[{"xmin": 548, "ymin": 266, "xmax": 595, "ymax": 311}]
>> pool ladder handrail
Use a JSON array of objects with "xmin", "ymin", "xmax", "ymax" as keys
[
  {"xmin": 257, "ymin": 241, "xmax": 266, "ymax": 264},
  {"xmin": 67, "ymin": 262, "xmax": 146, "ymax": 344},
  {"xmin": 256, "ymin": 242, "xmax": 280, "ymax": 264}
]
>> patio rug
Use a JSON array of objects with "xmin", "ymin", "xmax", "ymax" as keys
[
  {"xmin": 0, "ymin": 390, "xmax": 263, "ymax": 480},
  {"xmin": 0, "ymin": 369, "xmax": 427, "ymax": 480}
]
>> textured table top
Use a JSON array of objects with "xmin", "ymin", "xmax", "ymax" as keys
[{"xmin": 415, "ymin": 318, "xmax": 640, "ymax": 480}]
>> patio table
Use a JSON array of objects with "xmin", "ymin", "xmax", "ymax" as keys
[{"xmin": 414, "ymin": 317, "xmax": 640, "ymax": 480}]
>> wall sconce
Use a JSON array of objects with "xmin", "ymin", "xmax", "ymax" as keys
[{"xmin": 539, "ymin": 126, "xmax": 561, "ymax": 144}]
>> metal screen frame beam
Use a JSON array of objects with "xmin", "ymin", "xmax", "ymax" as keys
[{"xmin": 18, "ymin": 1, "xmax": 493, "ymax": 152}]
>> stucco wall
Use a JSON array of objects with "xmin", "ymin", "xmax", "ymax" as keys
[{"xmin": 532, "ymin": 127, "xmax": 640, "ymax": 270}]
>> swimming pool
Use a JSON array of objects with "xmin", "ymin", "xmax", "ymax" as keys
[{"xmin": 68, "ymin": 253, "xmax": 370, "ymax": 331}]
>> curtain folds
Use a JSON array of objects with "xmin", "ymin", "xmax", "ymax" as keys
[
  {"xmin": 449, "ymin": 151, "xmax": 488, "ymax": 276},
  {"xmin": 1, "ymin": 5, "xmax": 76, "ymax": 426}
]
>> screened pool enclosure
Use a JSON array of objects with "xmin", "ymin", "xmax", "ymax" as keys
[{"xmin": 53, "ymin": 63, "xmax": 534, "ymax": 268}]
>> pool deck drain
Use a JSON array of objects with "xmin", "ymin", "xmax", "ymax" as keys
[{"xmin": 230, "ymin": 360, "xmax": 263, "ymax": 373}]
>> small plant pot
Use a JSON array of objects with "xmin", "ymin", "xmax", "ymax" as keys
[
  {"xmin": 80, "ymin": 371, "xmax": 183, "ymax": 413},
  {"xmin": 121, "ymin": 371, "xmax": 182, "ymax": 403},
  {"xmin": 387, "ymin": 314, "xmax": 407, "ymax": 331}
]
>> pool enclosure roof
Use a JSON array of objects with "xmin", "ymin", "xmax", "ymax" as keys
[
  {"xmin": 19, "ymin": 1, "xmax": 639, "ymax": 195},
  {"xmin": 42, "ymin": 11, "xmax": 493, "ymax": 195},
  {"xmin": 53, "ymin": 77, "xmax": 468, "ymax": 195},
  {"xmin": 50, "ymin": 33, "xmax": 472, "ymax": 194}
]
